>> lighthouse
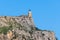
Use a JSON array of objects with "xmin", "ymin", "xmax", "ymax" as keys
[{"xmin": 28, "ymin": 9, "xmax": 32, "ymax": 18}]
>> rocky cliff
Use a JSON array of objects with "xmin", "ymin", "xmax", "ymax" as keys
[{"xmin": 0, "ymin": 12, "xmax": 56, "ymax": 40}]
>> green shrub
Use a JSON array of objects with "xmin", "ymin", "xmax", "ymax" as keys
[{"xmin": 0, "ymin": 25, "xmax": 13, "ymax": 34}]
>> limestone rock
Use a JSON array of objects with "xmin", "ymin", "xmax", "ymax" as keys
[{"xmin": 0, "ymin": 12, "xmax": 56, "ymax": 40}]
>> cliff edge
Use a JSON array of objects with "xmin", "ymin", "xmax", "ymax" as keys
[{"xmin": 0, "ymin": 11, "xmax": 56, "ymax": 40}]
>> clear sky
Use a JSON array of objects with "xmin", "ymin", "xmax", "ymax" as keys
[{"xmin": 0, "ymin": 0, "xmax": 60, "ymax": 40}]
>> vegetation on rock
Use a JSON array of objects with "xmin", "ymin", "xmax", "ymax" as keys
[{"xmin": 0, "ymin": 25, "xmax": 13, "ymax": 34}]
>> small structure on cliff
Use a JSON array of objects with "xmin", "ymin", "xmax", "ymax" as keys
[{"xmin": 28, "ymin": 9, "xmax": 32, "ymax": 18}]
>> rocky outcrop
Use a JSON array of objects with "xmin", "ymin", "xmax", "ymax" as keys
[{"xmin": 0, "ymin": 11, "xmax": 56, "ymax": 40}]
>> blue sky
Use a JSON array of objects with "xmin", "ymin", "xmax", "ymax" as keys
[{"xmin": 0, "ymin": 0, "xmax": 60, "ymax": 40}]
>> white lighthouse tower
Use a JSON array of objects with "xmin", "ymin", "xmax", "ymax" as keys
[{"xmin": 28, "ymin": 9, "xmax": 32, "ymax": 18}]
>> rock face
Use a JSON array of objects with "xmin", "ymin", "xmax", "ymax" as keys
[{"xmin": 0, "ymin": 11, "xmax": 56, "ymax": 40}]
